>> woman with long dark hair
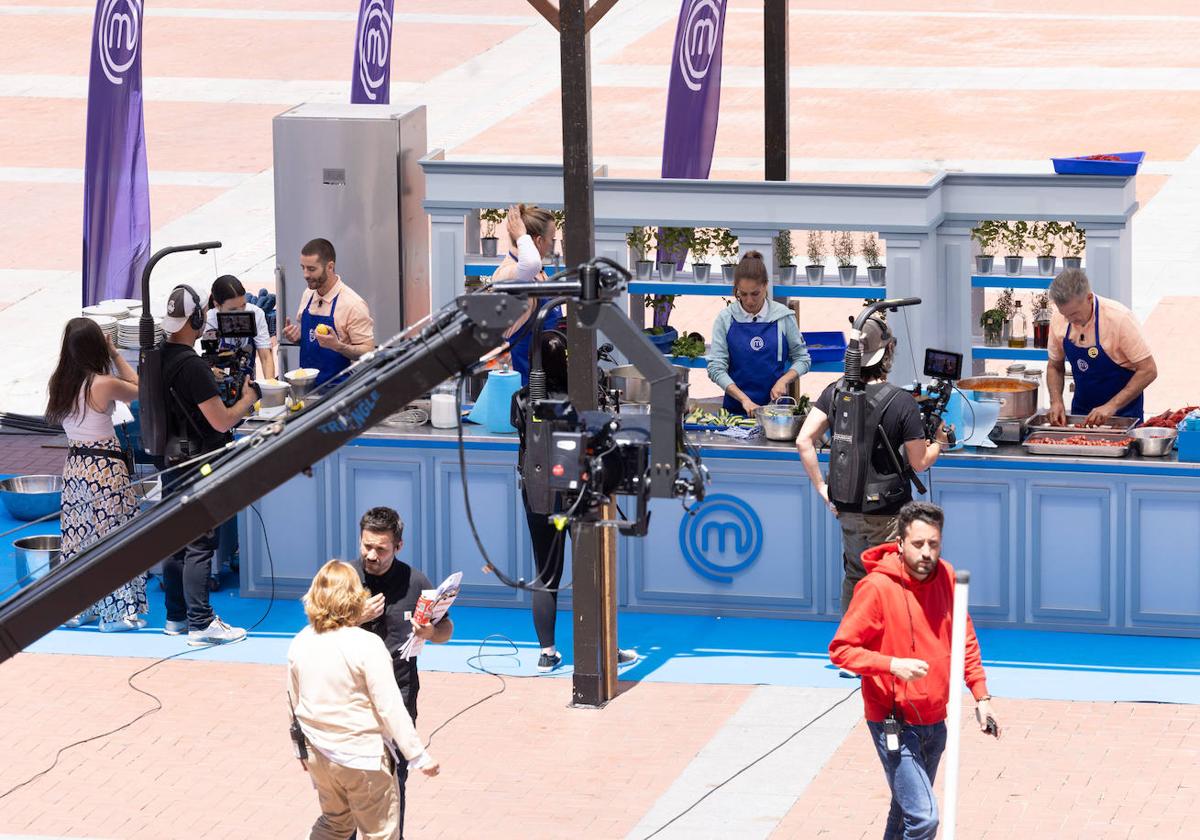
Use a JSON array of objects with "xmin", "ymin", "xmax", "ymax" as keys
[
  {"xmin": 46, "ymin": 317, "xmax": 146, "ymax": 631},
  {"xmin": 205, "ymin": 274, "xmax": 275, "ymax": 380}
]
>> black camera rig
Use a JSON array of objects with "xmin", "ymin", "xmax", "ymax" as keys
[{"xmin": 201, "ymin": 310, "xmax": 258, "ymax": 406}]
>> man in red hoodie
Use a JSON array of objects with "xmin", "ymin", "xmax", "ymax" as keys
[{"xmin": 829, "ymin": 502, "xmax": 998, "ymax": 840}]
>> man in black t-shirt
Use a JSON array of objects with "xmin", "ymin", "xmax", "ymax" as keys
[
  {"xmin": 796, "ymin": 316, "xmax": 950, "ymax": 612},
  {"xmin": 158, "ymin": 285, "xmax": 259, "ymax": 646},
  {"xmin": 352, "ymin": 506, "xmax": 453, "ymax": 839}
]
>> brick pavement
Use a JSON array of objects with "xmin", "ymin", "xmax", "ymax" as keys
[
  {"xmin": 0, "ymin": 432, "xmax": 67, "ymax": 477},
  {"xmin": 775, "ymin": 697, "xmax": 1200, "ymax": 840}
]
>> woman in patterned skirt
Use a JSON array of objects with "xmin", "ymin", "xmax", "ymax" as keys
[{"xmin": 45, "ymin": 317, "xmax": 147, "ymax": 631}]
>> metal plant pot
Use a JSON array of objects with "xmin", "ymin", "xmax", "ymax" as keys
[
  {"xmin": 635, "ymin": 260, "xmax": 654, "ymax": 281},
  {"xmin": 838, "ymin": 265, "xmax": 857, "ymax": 285},
  {"xmin": 778, "ymin": 265, "xmax": 797, "ymax": 285},
  {"xmin": 658, "ymin": 261, "xmax": 677, "ymax": 282},
  {"xmin": 1004, "ymin": 256, "xmax": 1023, "ymax": 276},
  {"xmin": 721, "ymin": 264, "xmax": 737, "ymax": 283},
  {"xmin": 805, "ymin": 265, "xmax": 824, "ymax": 285},
  {"xmin": 867, "ymin": 266, "xmax": 887, "ymax": 286},
  {"xmin": 693, "ymin": 263, "xmax": 711, "ymax": 283},
  {"xmin": 1063, "ymin": 257, "xmax": 1082, "ymax": 270},
  {"xmin": 481, "ymin": 237, "xmax": 498, "ymax": 258},
  {"xmin": 1037, "ymin": 256, "xmax": 1057, "ymax": 276},
  {"xmin": 975, "ymin": 255, "xmax": 994, "ymax": 274}
]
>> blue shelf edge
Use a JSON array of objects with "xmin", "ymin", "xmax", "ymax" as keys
[
  {"xmin": 629, "ymin": 281, "xmax": 731, "ymax": 296},
  {"xmin": 971, "ymin": 346, "xmax": 1049, "ymax": 361},
  {"xmin": 666, "ymin": 354, "xmax": 844, "ymax": 373},
  {"xmin": 774, "ymin": 285, "xmax": 886, "ymax": 299},
  {"xmin": 971, "ymin": 274, "xmax": 1056, "ymax": 289}
]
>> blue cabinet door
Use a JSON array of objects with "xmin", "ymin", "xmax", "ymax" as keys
[
  {"xmin": 1126, "ymin": 479, "xmax": 1200, "ymax": 630},
  {"xmin": 1027, "ymin": 479, "xmax": 1116, "ymax": 625},
  {"xmin": 339, "ymin": 446, "xmax": 433, "ymax": 583}
]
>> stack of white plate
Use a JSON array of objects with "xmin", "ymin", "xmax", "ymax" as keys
[
  {"xmin": 83, "ymin": 301, "xmax": 129, "ymax": 319},
  {"xmin": 109, "ymin": 298, "xmax": 143, "ymax": 311},
  {"xmin": 85, "ymin": 314, "xmax": 119, "ymax": 343},
  {"xmin": 117, "ymin": 316, "xmax": 163, "ymax": 349}
]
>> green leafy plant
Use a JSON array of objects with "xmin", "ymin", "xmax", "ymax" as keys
[
  {"xmin": 713, "ymin": 228, "xmax": 739, "ymax": 264},
  {"xmin": 998, "ymin": 220, "xmax": 1028, "ymax": 256},
  {"xmin": 670, "ymin": 331, "xmax": 707, "ymax": 359},
  {"xmin": 969, "ymin": 220, "xmax": 1000, "ymax": 256},
  {"xmin": 806, "ymin": 230, "xmax": 827, "ymax": 266},
  {"xmin": 774, "ymin": 230, "xmax": 795, "ymax": 266},
  {"xmin": 480, "ymin": 208, "xmax": 505, "ymax": 239},
  {"xmin": 980, "ymin": 307, "xmax": 1006, "ymax": 336},
  {"xmin": 645, "ymin": 294, "xmax": 676, "ymax": 329},
  {"xmin": 861, "ymin": 233, "xmax": 882, "ymax": 267},
  {"xmin": 833, "ymin": 231, "xmax": 856, "ymax": 267},
  {"xmin": 625, "ymin": 226, "xmax": 654, "ymax": 261},
  {"xmin": 550, "ymin": 209, "xmax": 566, "ymax": 230},
  {"xmin": 1031, "ymin": 221, "xmax": 1062, "ymax": 258},
  {"xmin": 1058, "ymin": 222, "xmax": 1086, "ymax": 258},
  {"xmin": 658, "ymin": 227, "xmax": 691, "ymax": 263},
  {"xmin": 688, "ymin": 228, "xmax": 713, "ymax": 263}
]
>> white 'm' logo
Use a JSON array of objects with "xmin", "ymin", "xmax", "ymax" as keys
[
  {"xmin": 678, "ymin": 0, "xmax": 723, "ymax": 93},
  {"xmin": 750, "ymin": 336, "xmax": 765, "ymax": 351},
  {"xmin": 357, "ymin": 0, "xmax": 392, "ymax": 101},
  {"xmin": 99, "ymin": 0, "xmax": 141, "ymax": 86}
]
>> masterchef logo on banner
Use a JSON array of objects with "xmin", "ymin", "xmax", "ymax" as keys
[
  {"xmin": 99, "ymin": 0, "xmax": 141, "ymax": 85},
  {"xmin": 661, "ymin": 0, "xmax": 727, "ymax": 181},
  {"xmin": 352, "ymin": 0, "xmax": 394, "ymax": 104}
]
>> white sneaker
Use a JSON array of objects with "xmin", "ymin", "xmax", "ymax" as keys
[
  {"xmin": 64, "ymin": 608, "xmax": 98, "ymax": 628},
  {"xmin": 99, "ymin": 616, "xmax": 147, "ymax": 633},
  {"xmin": 617, "ymin": 648, "xmax": 638, "ymax": 665},
  {"xmin": 164, "ymin": 619, "xmax": 188, "ymax": 636},
  {"xmin": 187, "ymin": 616, "xmax": 247, "ymax": 646}
]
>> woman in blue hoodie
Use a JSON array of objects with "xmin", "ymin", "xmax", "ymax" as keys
[{"xmin": 706, "ymin": 251, "xmax": 811, "ymax": 416}]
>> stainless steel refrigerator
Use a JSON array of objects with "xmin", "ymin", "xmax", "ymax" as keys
[{"xmin": 272, "ymin": 103, "xmax": 429, "ymax": 365}]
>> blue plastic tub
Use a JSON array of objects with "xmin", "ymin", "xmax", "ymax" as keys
[
  {"xmin": 802, "ymin": 331, "xmax": 847, "ymax": 363},
  {"xmin": 1051, "ymin": 151, "xmax": 1145, "ymax": 176},
  {"xmin": 644, "ymin": 326, "xmax": 678, "ymax": 354},
  {"xmin": 1178, "ymin": 429, "xmax": 1200, "ymax": 463}
]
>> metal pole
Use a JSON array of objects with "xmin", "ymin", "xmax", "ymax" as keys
[
  {"xmin": 763, "ymin": 0, "xmax": 789, "ymax": 181},
  {"xmin": 942, "ymin": 569, "xmax": 971, "ymax": 840},
  {"xmin": 558, "ymin": 0, "xmax": 615, "ymax": 708}
]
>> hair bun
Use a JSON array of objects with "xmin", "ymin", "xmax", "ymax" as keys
[{"xmin": 742, "ymin": 250, "xmax": 764, "ymax": 261}]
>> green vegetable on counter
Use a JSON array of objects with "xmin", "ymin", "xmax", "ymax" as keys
[{"xmin": 670, "ymin": 332, "xmax": 707, "ymax": 359}]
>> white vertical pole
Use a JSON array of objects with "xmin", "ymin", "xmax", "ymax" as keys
[{"xmin": 942, "ymin": 569, "xmax": 970, "ymax": 840}]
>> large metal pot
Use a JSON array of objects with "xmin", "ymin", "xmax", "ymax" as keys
[
  {"xmin": 755, "ymin": 398, "xmax": 806, "ymax": 442},
  {"xmin": 0, "ymin": 475, "xmax": 63, "ymax": 521},
  {"xmin": 13, "ymin": 534, "xmax": 61, "ymax": 584},
  {"xmin": 607, "ymin": 364, "xmax": 689, "ymax": 404},
  {"xmin": 958, "ymin": 377, "xmax": 1038, "ymax": 420}
]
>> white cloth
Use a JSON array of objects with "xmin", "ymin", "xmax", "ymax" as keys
[
  {"xmin": 62, "ymin": 386, "xmax": 116, "ymax": 443},
  {"xmin": 286, "ymin": 625, "xmax": 430, "ymax": 771},
  {"xmin": 204, "ymin": 302, "xmax": 271, "ymax": 350}
]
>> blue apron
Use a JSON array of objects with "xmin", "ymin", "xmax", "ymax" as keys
[
  {"xmin": 1063, "ymin": 297, "xmax": 1143, "ymax": 422},
  {"xmin": 503, "ymin": 252, "xmax": 562, "ymax": 386},
  {"xmin": 299, "ymin": 292, "xmax": 351, "ymax": 388},
  {"xmin": 721, "ymin": 316, "xmax": 790, "ymax": 415}
]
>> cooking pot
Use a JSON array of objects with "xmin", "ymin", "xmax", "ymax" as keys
[
  {"xmin": 957, "ymin": 377, "xmax": 1038, "ymax": 420},
  {"xmin": 755, "ymin": 397, "xmax": 806, "ymax": 442},
  {"xmin": 607, "ymin": 364, "xmax": 689, "ymax": 404}
]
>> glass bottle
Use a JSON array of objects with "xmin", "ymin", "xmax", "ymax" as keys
[{"xmin": 1008, "ymin": 300, "xmax": 1028, "ymax": 348}]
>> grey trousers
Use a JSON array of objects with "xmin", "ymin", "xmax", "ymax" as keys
[{"xmin": 838, "ymin": 511, "xmax": 899, "ymax": 612}]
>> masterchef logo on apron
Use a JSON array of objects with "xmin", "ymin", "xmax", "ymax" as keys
[{"xmin": 749, "ymin": 336, "xmax": 765, "ymax": 351}]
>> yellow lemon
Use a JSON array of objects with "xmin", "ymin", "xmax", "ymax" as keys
[
  {"xmin": 315, "ymin": 324, "xmax": 332, "ymax": 336},
  {"xmin": 289, "ymin": 400, "xmax": 305, "ymax": 412}
]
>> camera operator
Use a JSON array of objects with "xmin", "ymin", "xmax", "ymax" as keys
[
  {"xmin": 158, "ymin": 284, "xmax": 258, "ymax": 645},
  {"xmin": 796, "ymin": 314, "xmax": 950, "ymax": 612}
]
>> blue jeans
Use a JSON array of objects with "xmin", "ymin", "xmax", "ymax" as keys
[{"xmin": 867, "ymin": 720, "xmax": 947, "ymax": 840}]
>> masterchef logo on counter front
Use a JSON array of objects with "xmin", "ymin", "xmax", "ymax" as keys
[
  {"xmin": 679, "ymin": 493, "xmax": 762, "ymax": 584},
  {"xmin": 318, "ymin": 389, "xmax": 381, "ymax": 435}
]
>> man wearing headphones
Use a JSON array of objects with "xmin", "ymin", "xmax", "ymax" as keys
[{"xmin": 159, "ymin": 284, "xmax": 258, "ymax": 645}]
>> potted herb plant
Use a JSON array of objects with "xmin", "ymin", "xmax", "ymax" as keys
[
  {"xmin": 980, "ymin": 308, "xmax": 1005, "ymax": 347},
  {"xmin": 805, "ymin": 230, "xmax": 826, "ymax": 285},
  {"xmin": 644, "ymin": 294, "xmax": 678, "ymax": 352},
  {"xmin": 689, "ymin": 227, "xmax": 714, "ymax": 283},
  {"xmin": 969, "ymin": 220, "xmax": 999, "ymax": 274},
  {"xmin": 774, "ymin": 229, "xmax": 796, "ymax": 284},
  {"xmin": 714, "ymin": 228, "xmax": 739, "ymax": 283},
  {"xmin": 626, "ymin": 226, "xmax": 655, "ymax": 281},
  {"xmin": 999, "ymin": 220, "xmax": 1028, "ymax": 276},
  {"xmin": 1032, "ymin": 221, "xmax": 1061, "ymax": 276},
  {"xmin": 479, "ymin": 208, "xmax": 505, "ymax": 257},
  {"xmin": 833, "ymin": 230, "xmax": 857, "ymax": 284},
  {"xmin": 1031, "ymin": 290, "xmax": 1052, "ymax": 349},
  {"xmin": 1059, "ymin": 222, "xmax": 1085, "ymax": 269},
  {"xmin": 995, "ymin": 287, "xmax": 1017, "ymax": 343},
  {"xmin": 549, "ymin": 209, "xmax": 566, "ymax": 267},
  {"xmin": 658, "ymin": 227, "xmax": 690, "ymax": 282},
  {"xmin": 862, "ymin": 233, "xmax": 885, "ymax": 286}
]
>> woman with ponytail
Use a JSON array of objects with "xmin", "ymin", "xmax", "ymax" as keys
[
  {"xmin": 491, "ymin": 203, "xmax": 562, "ymax": 386},
  {"xmin": 706, "ymin": 251, "xmax": 811, "ymax": 416}
]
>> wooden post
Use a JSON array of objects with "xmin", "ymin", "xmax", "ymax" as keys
[{"xmin": 764, "ymin": 0, "xmax": 789, "ymax": 181}]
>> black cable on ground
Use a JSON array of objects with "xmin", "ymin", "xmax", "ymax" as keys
[
  {"xmin": 0, "ymin": 503, "xmax": 277, "ymax": 802},
  {"xmin": 640, "ymin": 686, "xmax": 862, "ymax": 839}
]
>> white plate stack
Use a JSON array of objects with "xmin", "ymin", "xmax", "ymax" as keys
[
  {"xmin": 83, "ymin": 301, "xmax": 129, "ymax": 319},
  {"xmin": 118, "ymin": 316, "xmax": 163, "ymax": 348},
  {"xmin": 85, "ymin": 314, "xmax": 119, "ymax": 343}
]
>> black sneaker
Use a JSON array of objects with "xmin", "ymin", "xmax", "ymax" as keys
[
  {"xmin": 537, "ymin": 651, "xmax": 563, "ymax": 672},
  {"xmin": 617, "ymin": 648, "xmax": 638, "ymax": 665}
]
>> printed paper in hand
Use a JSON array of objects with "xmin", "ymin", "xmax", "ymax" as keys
[{"xmin": 396, "ymin": 571, "xmax": 462, "ymax": 660}]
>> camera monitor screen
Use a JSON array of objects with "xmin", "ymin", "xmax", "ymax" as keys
[
  {"xmin": 216, "ymin": 310, "xmax": 257, "ymax": 339},
  {"xmin": 923, "ymin": 348, "xmax": 963, "ymax": 381}
]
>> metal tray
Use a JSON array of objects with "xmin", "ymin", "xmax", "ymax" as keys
[
  {"xmin": 1022, "ymin": 431, "xmax": 1132, "ymax": 458},
  {"xmin": 1026, "ymin": 414, "xmax": 1138, "ymax": 436}
]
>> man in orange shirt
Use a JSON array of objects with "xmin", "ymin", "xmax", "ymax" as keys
[
  {"xmin": 1046, "ymin": 268, "xmax": 1156, "ymax": 426},
  {"xmin": 282, "ymin": 238, "xmax": 376, "ymax": 387}
]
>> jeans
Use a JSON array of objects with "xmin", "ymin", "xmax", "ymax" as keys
[
  {"xmin": 838, "ymin": 512, "xmax": 899, "ymax": 612},
  {"xmin": 867, "ymin": 720, "xmax": 947, "ymax": 840},
  {"xmin": 162, "ymin": 528, "xmax": 218, "ymax": 630}
]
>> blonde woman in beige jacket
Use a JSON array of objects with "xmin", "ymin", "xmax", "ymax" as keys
[{"xmin": 288, "ymin": 560, "xmax": 440, "ymax": 840}]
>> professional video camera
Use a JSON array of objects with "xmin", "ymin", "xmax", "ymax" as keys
[
  {"xmin": 914, "ymin": 348, "xmax": 962, "ymax": 446},
  {"xmin": 515, "ymin": 259, "xmax": 706, "ymax": 537},
  {"xmin": 200, "ymin": 310, "xmax": 257, "ymax": 406}
]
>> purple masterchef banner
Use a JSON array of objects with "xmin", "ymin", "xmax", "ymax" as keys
[
  {"xmin": 351, "ymin": 0, "xmax": 395, "ymax": 104},
  {"xmin": 82, "ymin": 0, "xmax": 151, "ymax": 306},
  {"xmin": 661, "ymin": 0, "xmax": 727, "ymax": 180}
]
